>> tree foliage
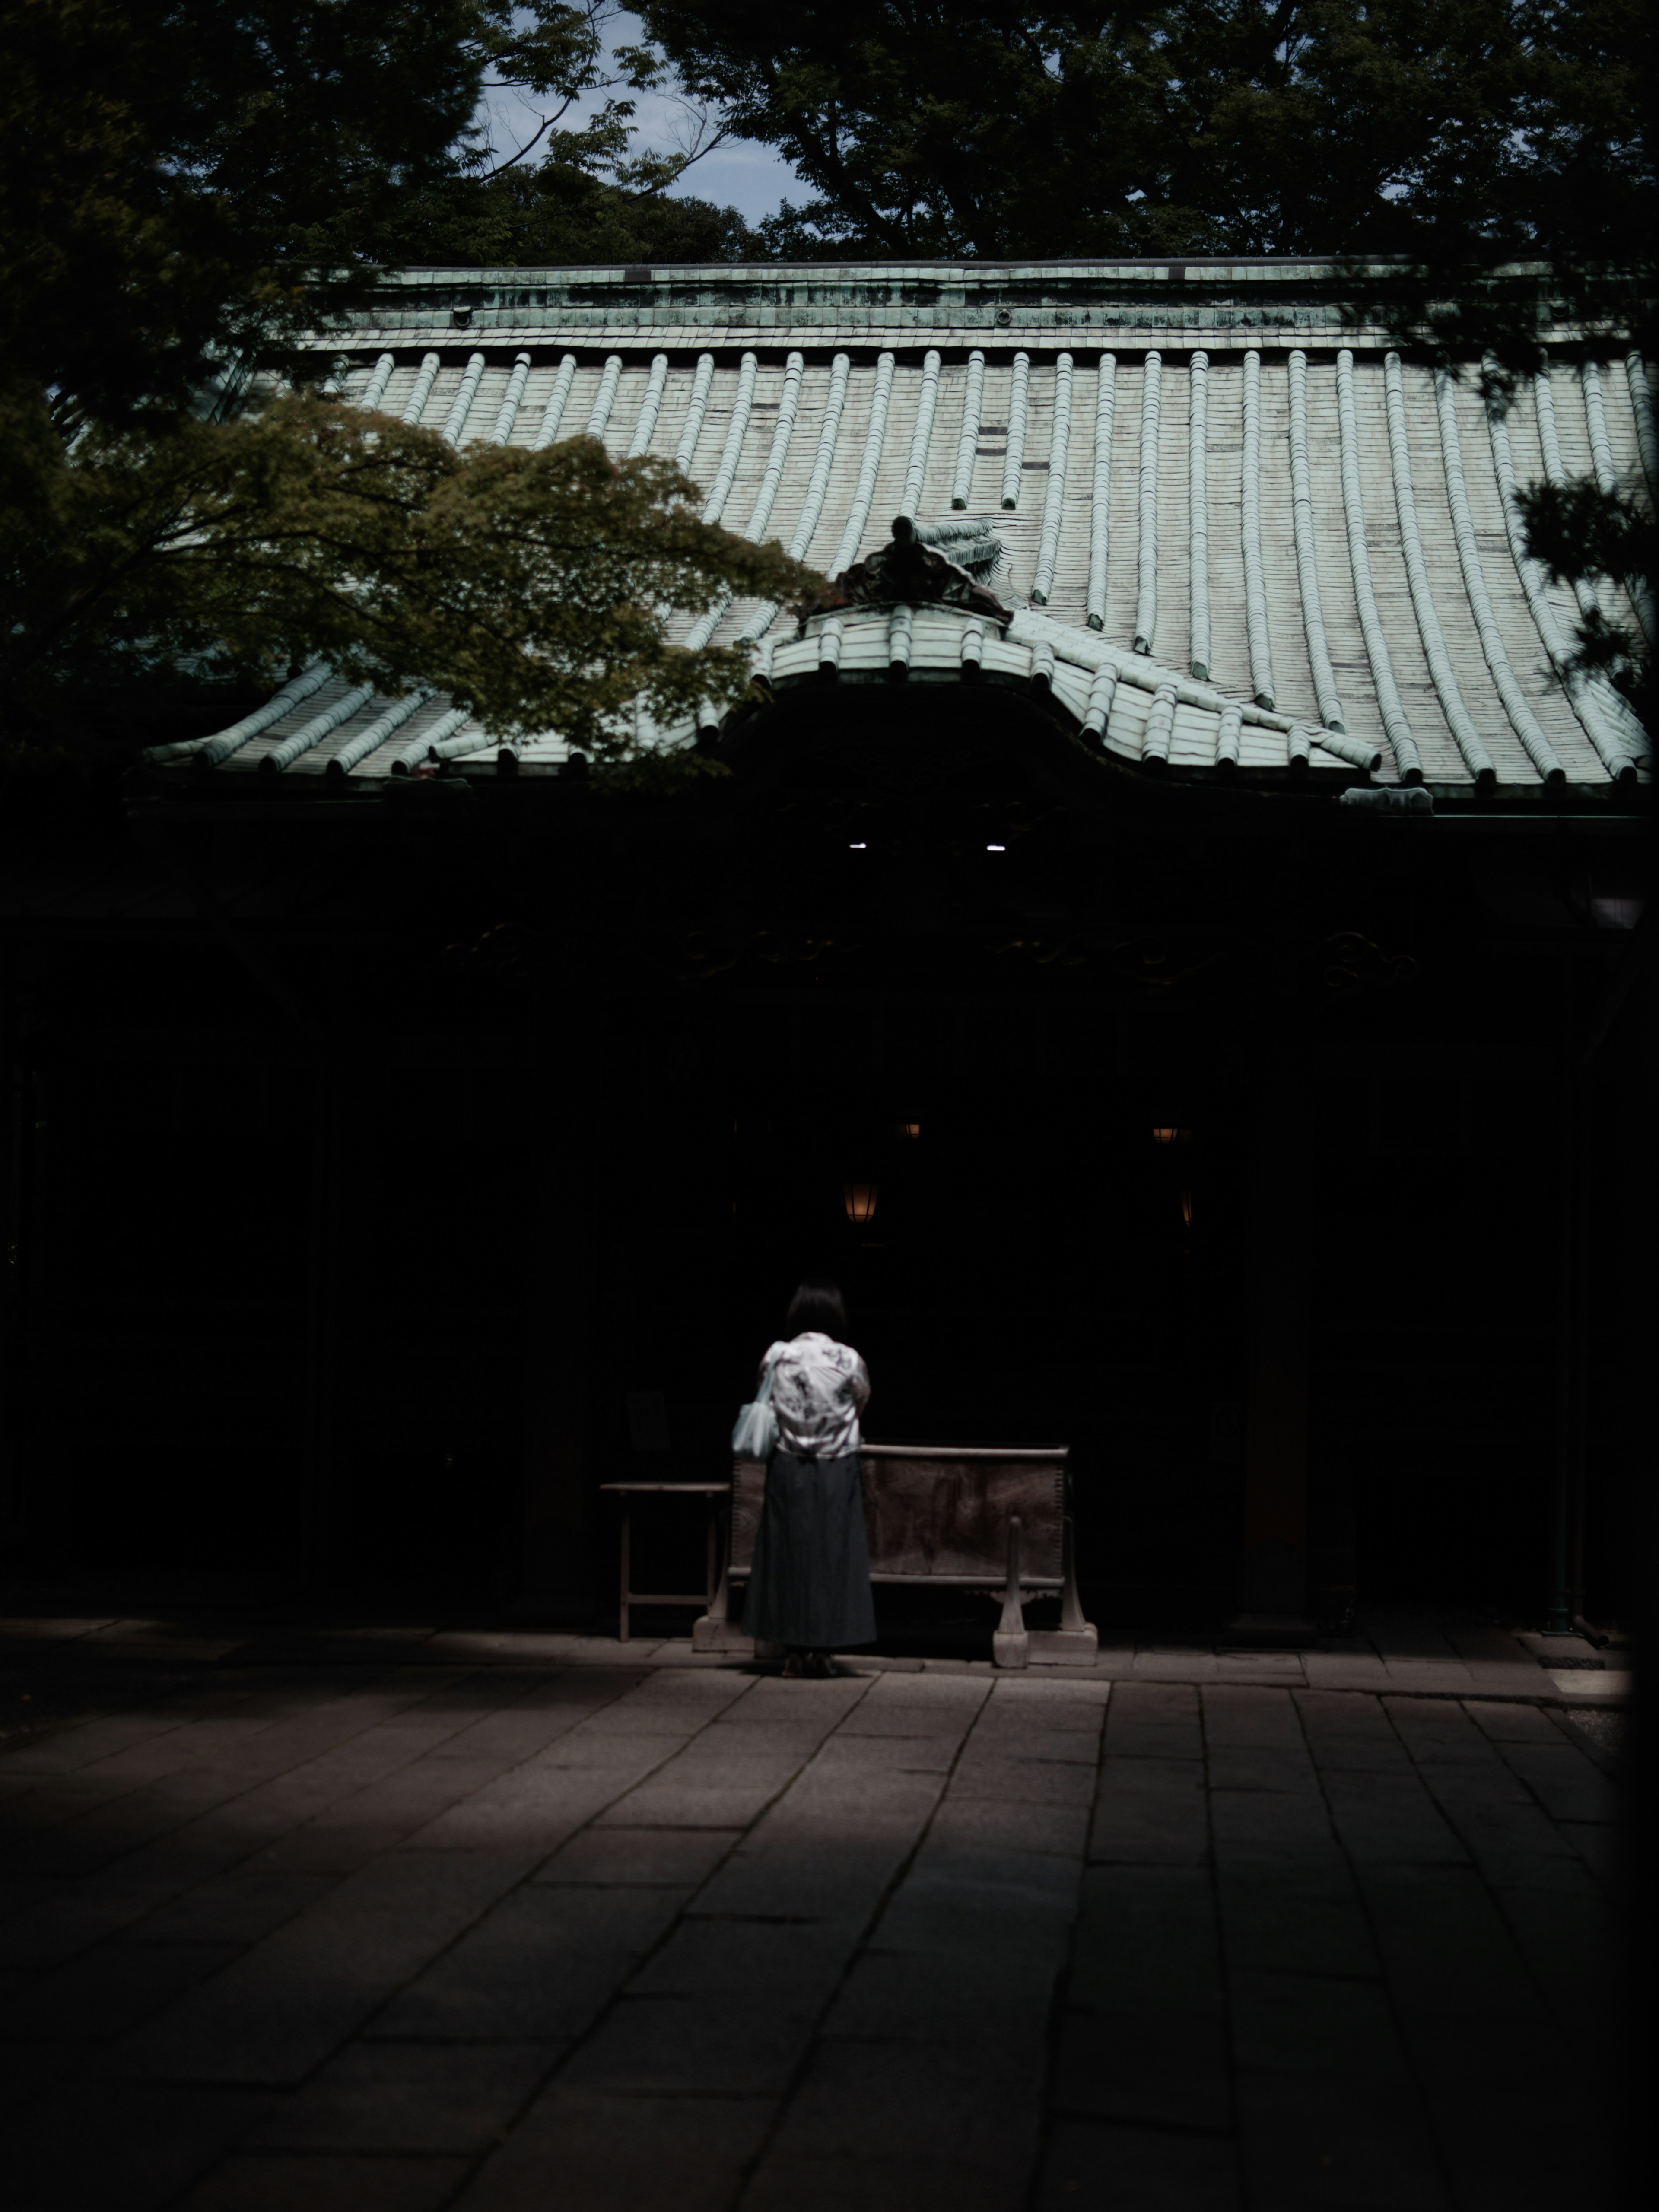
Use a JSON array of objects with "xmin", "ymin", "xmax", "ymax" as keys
[
  {"xmin": 1, "ymin": 1, "xmax": 753, "ymax": 421},
  {"xmin": 364, "ymin": 163, "xmax": 757, "ymax": 270},
  {"xmin": 2, "ymin": 0, "xmax": 483, "ymax": 431},
  {"xmin": 637, "ymin": 0, "xmax": 1649, "ymax": 261},
  {"xmin": 4, "ymin": 397, "xmax": 811, "ymax": 760},
  {"xmin": 338, "ymin": 0, "xmax": 759, "ymax": 269},
  {"xmin": 0, "ymin": 1, "xmax": 807, "ymax": 780}
]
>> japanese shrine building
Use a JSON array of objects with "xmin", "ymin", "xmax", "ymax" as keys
[{"xmin": 2, "ymin": 261, "xmax": 1650, "ymax": 1639}]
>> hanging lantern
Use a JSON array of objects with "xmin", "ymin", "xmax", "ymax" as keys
[
  {"xmin": 896, "ymin": 1122, "xmax": 921, "ymax": 1140},
  {"xmin": 1151, "ymin": 1126, "xmax": 1192, "ymax": 1147},
  {"xmin": 843, "ymin": 1181, "xmax": 880, "ymax": 1227}
]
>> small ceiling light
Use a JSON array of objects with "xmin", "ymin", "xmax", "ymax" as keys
[
  {"xmin": 849, "ymin": 842, "xmax": 868, "ymax": 850},
  {"xmin": 986, "ymin": 843, "xmax": 1006, "ymax": 852},
  {"xmin": 1152, "ymin": 1127, "xmax": 1193, "ymax": 1147},
  {"xmin": 842, "ymin": 1181, "xmax": 879, "ymax": 1227}
]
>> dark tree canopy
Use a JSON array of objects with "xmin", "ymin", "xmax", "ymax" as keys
[
  {"xmin": 0, "ymin": 0, "xmax": 751, "ymax": 432},
  {"xmin": 2, "ymin": 0, "xmax": 484, "ymax": 427},
  {"xmin": 365, "ymin": 165, "xmax": 757, "ymax": 269},
  {"xmin": 637, "ymin": 0, "xmax": 1654, "ymax": 265}
]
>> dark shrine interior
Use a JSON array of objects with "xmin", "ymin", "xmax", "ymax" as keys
[{"xmin": 0, "ymin": 679, "xmax": 1648, "ymax": 1648}]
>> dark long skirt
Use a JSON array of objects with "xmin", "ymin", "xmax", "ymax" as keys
[{"xmin": 743, "ymin": 1450, "xmax": 877, "ymax": 1649}]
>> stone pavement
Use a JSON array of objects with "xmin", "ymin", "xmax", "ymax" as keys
[
  {"xmin": 0, "ymin": 1605, "xmax": 1634, "ymax": 1704},
  {"xmin": 0, "ymin": 1637, "xmax": 1627, "ymax": 2212}
]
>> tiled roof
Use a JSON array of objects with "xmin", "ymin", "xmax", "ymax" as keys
[{"xmin": 152, "ymin": 264, "xmax": 1653, "ymax": 789}]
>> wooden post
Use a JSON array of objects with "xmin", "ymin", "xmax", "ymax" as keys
[
  {"xmin": 1554, "ymin": 907, "xmax": 1653, "ymax": 1637},
  {"xmin": 0, "ymin": 954, "xmax": 28, "ymax": 1566},
  {"xmin": 1232, "ymin": 1069, "xmax": 1314, "ymax": 1640},
  {"xmin": 1551, "ymin": 1043, "xmax": 1592, "ymax": 1634},
  {"xmin": 301, "ymin": 1065, "xmax": 341, "ymax": 1586},
  {"xmin": 1545, "ymin": 946, "xmax": 1592, "ymax": 1638},
  {"xmin": 519, "ymin": 1089, "xmax": 595, "ymax": 1601}
]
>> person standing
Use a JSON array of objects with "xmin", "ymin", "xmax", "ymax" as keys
[{"xmin": 744, "ymin": 1280, "xmax": 877, "ymax": 1677}]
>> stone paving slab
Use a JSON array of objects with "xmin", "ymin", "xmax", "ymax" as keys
[
  {"xmin": 0, "ymin": 1873, "xmax": 185, "ymax": 1973},
  {"xmin": 533, "ymin": 1823, "xmax": 741, "ymax": 1888},
  {"xmin": 179, "ymin": 2154, "xmax": 470, "ymax": 2212},
  {"xmin": 1237, "ymin": 2067, "xmax": 1453, "ymax": 2210},
  {"xmin": 1547, "ymin": 1666, "xmax": 1634, "ymax": 1698},
  {"xmin": 1054, "ymin": 1862, "xmax": 1231, "ymax": 2131},
  {"xmin": 1038, "ymin": 2117, "xmax": 1244, "ymax": 2212},
  {"xmin": 246, "ymin": 2039, "xmax": 558, "ymax": 2152},
  {"xmin": 4, "ymin": 1935, "xmax": 244, "ymax": 2042},
  {"xmin": 745, "ymin": 2149, "xmax": 1030, "ymax": 2212},
  {"xmin": 130, "ymin": 1870, "xmax": 340, "ymax": 1948},
  {"xmin": 108, "ymin": 1844, "xmax": 546, "ymax": 2084},
  {"xmin": 367, "ymin": 1883, "xmax": 685, "ymax": 2042},
  {"xmin": 0, "ymin": 1637, "xmax": 1627, "ymax": 2211},
  {"xmin": 451, "ymin": 2088, "xmax": 772, "ymax": 2212}
]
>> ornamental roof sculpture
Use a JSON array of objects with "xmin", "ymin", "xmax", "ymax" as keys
[
  {"xmin": 148, "ymin": 262, "xmax": 1654, "ymax": 790},
  {"xmin": 801, "ymin": 517, "xmax": 1012, "ymax": 621}
]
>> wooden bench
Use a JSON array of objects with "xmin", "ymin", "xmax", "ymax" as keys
[
  {"xmin": 692, "ymin": 1443, "xmax": 1096, "ymax": 1668},
  {"xmin": 598, "ymin": 1480, "xmax": 726, "ymax": 1641}
]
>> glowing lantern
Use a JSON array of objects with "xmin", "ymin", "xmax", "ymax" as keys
[{"xmin": 843, "ymin": 1182, "xmax": 880, "ymax": 1227}]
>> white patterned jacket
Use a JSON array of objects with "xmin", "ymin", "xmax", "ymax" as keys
[{"xmin": 760, "ymin": 1332, "xmax": 871, "ymax": 1460}]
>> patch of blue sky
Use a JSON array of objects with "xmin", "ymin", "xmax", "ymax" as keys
[{"xmin": 478, "ymin": 10, "xmax": 801, "ymax": 226}]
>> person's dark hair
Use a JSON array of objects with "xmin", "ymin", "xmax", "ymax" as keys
[{"xmin": 786, "ymin": 1278, "xmax": 848, "ymax": 1339}]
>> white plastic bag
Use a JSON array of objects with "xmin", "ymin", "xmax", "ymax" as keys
[{"xmin": 731, "ymin": 1354, "xmax": 778, "ymax": 1459}]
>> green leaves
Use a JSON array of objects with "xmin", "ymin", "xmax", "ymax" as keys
[
  {"xmin": 0, "ymin": 2, "xmax": 798, "ymax": 773},
  {"xmin": 1, "ymin": 397, "xmax": 820, "ymax": 764},
  {"xmin": 1516, "ymin": 475, "xmax": 1655, "ymax": 728},
  {"xmin": 466, "ymin": 0, "xmax": 608, "ymax": 105}
]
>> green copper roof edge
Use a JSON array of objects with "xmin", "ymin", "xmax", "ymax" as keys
[{"xmin": 364, "ymin": 256, "xmax": 1560, "ymax": 286}]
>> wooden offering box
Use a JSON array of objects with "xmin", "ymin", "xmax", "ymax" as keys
[{"xmin": 693, "ymin": 1443, "xmax": 1096, "ymax": 1668}]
